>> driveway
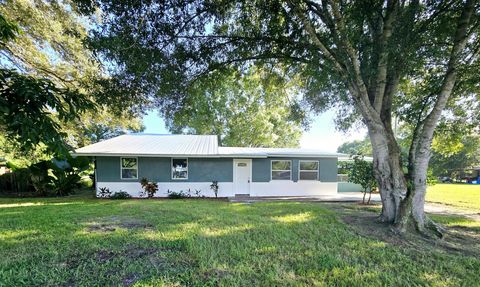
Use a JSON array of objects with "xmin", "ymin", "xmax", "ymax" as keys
[{"xmin": 229, "ymin": 192, "xmax": 382, "ymax": 203}]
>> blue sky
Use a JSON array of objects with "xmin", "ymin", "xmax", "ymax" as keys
[{"xmin": 143, "ymin": 109, "xmax": 367, "ymax": 152}]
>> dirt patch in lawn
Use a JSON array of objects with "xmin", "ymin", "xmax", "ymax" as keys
[
  {"xmin": 94, "ymin": 246, "xmax": 159, "ymax": 264},
  {"xmin": 326, "ymin": 203, "xmax": 480, "ymax": 258},
  {"xmin": 96, "ymin": 249, "xmax": 117, "ymax": 263},
  {"xmin": 202, "ymin": 268, "xmax": 231, "ymax": 280},
  {"xmin": 85, "ymin": 216, "xmax": 155, "ymax": 233},
  {"xmin": 122, "ymin": 273, "xmax": 141, "ymax": 286}
]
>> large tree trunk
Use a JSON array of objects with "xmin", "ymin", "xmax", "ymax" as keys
[
  {"xmin": 395, "ymin": 135, "xmax": 445, "ymax": 236},
  {"xmin": 368, "ymin": 126, "xmax": 440, "ymax": 235},
  {"xmin": 367, "ymin": 123, "xmax": 407, "ymax": 223}
]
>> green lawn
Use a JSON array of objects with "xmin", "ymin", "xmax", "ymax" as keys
[
  {"xmin": 0, "ymin": 194, "xmax": 479, "ymax": 286},
  {"xmin": 426, "ymin": 183, "xmax": 480, "ymax": 212}
]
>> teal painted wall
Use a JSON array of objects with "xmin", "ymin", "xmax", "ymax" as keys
[
  {"xmin": 96, "ymin": 156, "xmax": 338, "ymax": 183},
  {"xmin": 96, "ymin": 157, "xmax": 233, "ymax": 182},
  {"xmin": 252, "ymin": 157, "xmax": 338, "ymax": 182},
  {"xmin": 338, "ymin": 182, "xmax": 364, "ymax": 192}
]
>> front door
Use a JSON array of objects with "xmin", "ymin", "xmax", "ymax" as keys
[{"xmin": 234, "ymin": 159, "xmax": 251, "ymax": 195}]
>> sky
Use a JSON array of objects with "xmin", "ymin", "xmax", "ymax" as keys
[{"xmin": 143, "ymin": 109, "xmax": 367, "ymax": 152}]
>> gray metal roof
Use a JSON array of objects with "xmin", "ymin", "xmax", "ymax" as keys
[
  {"xmin": 74, "ymin": 134, "xmax": 218, "ymax": 156},
  {"xmin": 74, "ymin": 134, "xmax": 340, "ymax": 158},
  {"xmin": 337, "ymin": 154, "xmax": 374, "ymax": 161},
  {"xmin": 218, "ymin": 147, "xmax": 339, "ymax": 158}
]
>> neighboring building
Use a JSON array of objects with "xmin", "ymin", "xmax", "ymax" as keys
[{"xmin": 74, "ymin": 134, "xmax": 341, "ymax": 197}]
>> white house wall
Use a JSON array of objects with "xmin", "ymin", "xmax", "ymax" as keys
[
  {"xmin": 96, "ymin": 182, "xmax": 235, "ymax": 198},
  {"xmin": 96, "ymin": 181, "xmax": 337, "ymax": 198},
  {"xmin": 250, "ymin": 182, "xmax": 337, "ymax": 197}
]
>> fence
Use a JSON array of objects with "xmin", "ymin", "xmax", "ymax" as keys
[{"xmin": 0, "ymin": 170, "xmax": 33, "ymax": 193}]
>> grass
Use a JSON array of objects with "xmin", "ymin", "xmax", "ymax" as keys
[
  {"xmin": 426, "ymin": 183, "xmax": 480, "ymax": 212},
  {"xmin": 0, "ymin": 192, "xmax": 479, "ymax": 286}
]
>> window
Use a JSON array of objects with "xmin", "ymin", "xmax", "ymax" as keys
[
  {"xmin": 121, "ymin": 157, "xmax": 138, "ymax": 179},
  {"xmin": 337, "ymin": 161, "xmax": 352, "ymax": 182},
  {"xmin": 299, "ymin": 160, "xmax": 319, "ymax": 180},
  {"xmin": 172, "ymin": 158, "xmax": 188, "ymax": 179},
  {"xmin": 271, "ymin": 160, "xmax": 292, "ymax": 180}
]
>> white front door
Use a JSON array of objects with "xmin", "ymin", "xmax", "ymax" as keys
[{"xmin": 233, "ymin": 159, "xmax": 252, "ymax": 195}]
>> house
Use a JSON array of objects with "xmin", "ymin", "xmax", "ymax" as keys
[{"xmin": 74, "ymin": 134, "xmax": 342, "ymax": 197}]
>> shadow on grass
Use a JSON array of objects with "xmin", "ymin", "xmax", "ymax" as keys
[
  {"xmin": 324, "ymin": 202, "xmax": 480, "ymax": 259},
  {"xmin": 0, "ymin": 198, "xmax": 479, "ymax": 286}
]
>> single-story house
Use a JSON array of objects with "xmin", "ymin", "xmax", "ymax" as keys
[{"xmin": 74, "ymin": 134, "xmax": 350, "ymax": 197}]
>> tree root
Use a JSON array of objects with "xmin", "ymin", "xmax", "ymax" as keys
[
  {"xmin": 390, "ymin": 215, "xmax": 445, "ymax": 239},
  {"xmin": 376, "ymin": 213, "xmax": 393, "ymax": 223},
  {"xmin": 424, "ymin": 217, "xmax": 446, "ymax": 239}
]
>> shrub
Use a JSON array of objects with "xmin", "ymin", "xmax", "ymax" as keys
[
  {"xmin": 210, "ymin": 181, "xmax": 219, "ymax": 198},
  {"xmin": 27, "ymin": 156, "xmax": 91, "ymax": 196},
  {"xmin": 110, "ymin": 191, "xmax": 131, "ymax": 199},
  {"xmin": 167, "ymin": 188, "xmax": 203, "ymax": 199},
  {"xmin": 348, "ymin": 156, "xmax": 377, "ymax": 204},
  {"xmin": 194, "ymin": 189, "xmax": 204, "ymax": 197},
  {"xmin": 139, "ymin": 177, "xmax": 158, "ymax": 198},
  {"xmin": 167, "ymin": 189, "xmax": 189, "ymax": 199},
  {"xmin": 98, "ymin": 187, "xmax": 112, "ymax": 198},
  {"xmin": 427, "ymin": 169, "xmax": 438, "ymax": 186},
  {"xmin": 79, "ymin": 176, "xmax": 93, "ymax": 188}
]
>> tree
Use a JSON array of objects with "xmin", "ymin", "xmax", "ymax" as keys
[
  {"xmin": 0, "ymin": 68, "xmax": 93, "ymax": 155},
  {"xmin": 430, "ymin": 134, "xmax": 480, "ymax": 178},
  {"xmin": 166, "ymin": 66, "xmax": 305, "ymax": 147},
  {"xmin": 0, "ymin": 1, "xmax": 145, "ymax": 152},
  {"xmin": 337, "ymin": 137, "xmax": 372, "ymax": 156},
  {"xmin": 0, "ymin": 13, "xmax": 92, "ymax": 155},
  {"xmin": 348, "ymin": 157, "xmax": 377, "ymax": 204},
  {"xmin": 78, "ymin": 0, "xmax": 479, "ymax": 236}
]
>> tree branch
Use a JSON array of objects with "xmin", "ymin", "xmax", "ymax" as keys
[
  {"xmin": 373, "ymin": 0, "xmax": 399, "ymax": 112},
  {"xmin": 291, "ymin": 2, "xmax": 348, "ymax": 76},
  {"xmin": 328, "ymin": 0, "xmax": 378, "ymax": 120},
  {"xmin": 416, "ymin": 0, "xmax": 476, "ymax": 160}
]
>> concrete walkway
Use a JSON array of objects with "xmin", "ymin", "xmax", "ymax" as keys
[
  {"xmin": 229, "ymin": 192, "xmax": 382, "ymax": 203},
  {"xmin": 424, "ymin": 203, "xmax": 480, "ymax": 221}
]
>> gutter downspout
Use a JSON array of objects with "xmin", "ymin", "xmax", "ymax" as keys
[{"xmin": 93, "ymin": 157, "xmax": 97, "ymax": 196}]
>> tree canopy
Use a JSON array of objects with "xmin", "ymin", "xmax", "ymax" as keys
[
  {"xmin": 0, "ymin": 1, "xmax": 146, "ymax": 160},
  {"xmin": 166, "ymin": 66, "xmax": 306, "ymax": 147},
  {"xmin": 0, "ymin": 1, "xmax": 143, "ymax": 153},
  {"xmin": 337, "ymin": 137, "xmax": 372, "ymax": 156}
]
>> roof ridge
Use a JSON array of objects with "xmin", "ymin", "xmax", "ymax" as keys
[{"xmin": 127, "ymin": 133, "xmax": 217, "ymax": 136}]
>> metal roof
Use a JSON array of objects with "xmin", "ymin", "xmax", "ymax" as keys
[
  {"xmin": 73, "ymin": 134, "xmax": 341, "ymax": 158},
  {"xmin": 337, "ymin": 154, "xmax": 374, "ymax": 161},
  {"xmin": 218, "ymin": 147, "xmax": 339, "ymax": 158},
  {"xmin": 74, "ymin": 134, "xmax": 218, "ymax": 157}
]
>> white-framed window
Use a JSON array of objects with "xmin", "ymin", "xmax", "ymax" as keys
[
  {"xmin": 172, "ymin": 158, "xmax": 188, "ymax": 179},
  {"xmin": 299, "ymin": 160, "xmax": 319, "ymax": 180},
  {"xmin": 121, "ymin": 157, "xmax": 138, "ymax": 179},
  {"xmin": 271, "ymin": 160, "xmax": 292, "ymax": 180}
]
